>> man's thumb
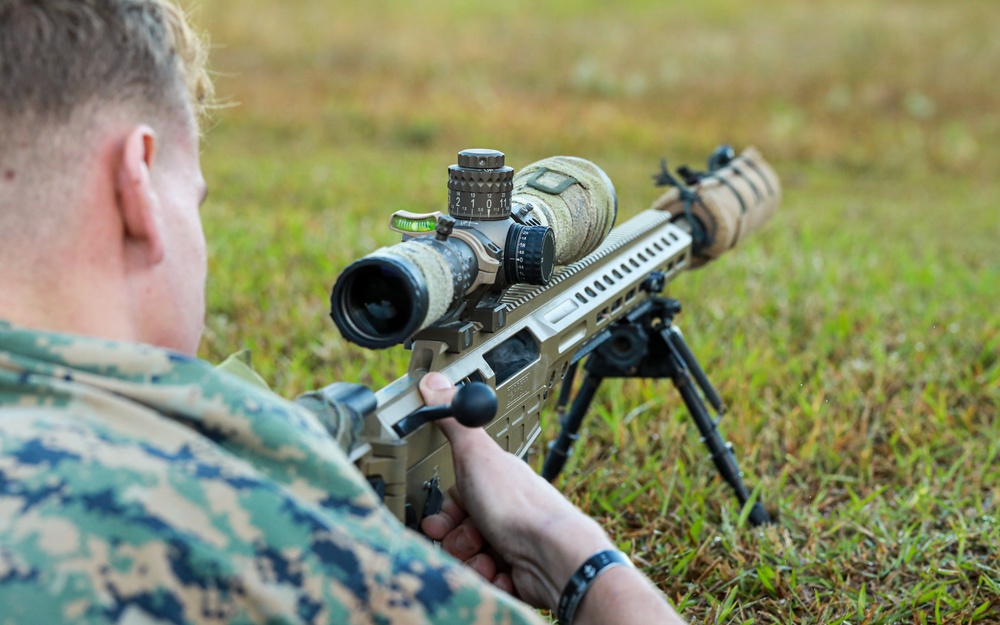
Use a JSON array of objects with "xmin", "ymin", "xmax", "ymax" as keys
[
  {"xmin": 418, "ymin": 372, "xmax": 456, "ymax": 407},
  {"xmin": 418, "ymin": 373, "xmax": 490, "ymax": 447}
]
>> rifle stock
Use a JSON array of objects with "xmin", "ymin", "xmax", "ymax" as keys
[{"xmin": 341, "ymin": 146, "xmax": 780, "ymax": 526}]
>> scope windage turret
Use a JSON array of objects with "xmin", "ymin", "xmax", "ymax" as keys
[{"xmin": 330, "ymin": 148, "xmax": 618, "ymax": 349}]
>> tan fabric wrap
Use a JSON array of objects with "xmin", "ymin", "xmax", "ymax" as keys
[
  {"xmin": 374, "ymin": 240, "xmax": 455, "ymax": 332},
  {"xmin": 649, "ymin": 146, "xmax": 780, "ymax": 265},
  {"xmin": 512, "ymin": 156, "xmax": 617, "ymax": 265}
]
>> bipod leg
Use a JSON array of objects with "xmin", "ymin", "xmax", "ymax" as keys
[
  {"xmin": 542, "ymin": 370, "xmax": 603, "ymax": 482},
  {"xmin": 553, "ymin": 361, "xmax": 580, "ymax": 426},
  {"xmin": 661, "ymin": 324, "xmax": 772, "ymax": 526},
  {"xmin": 666, "ymin": 327, "xmax": 725, "ymax": 417}
]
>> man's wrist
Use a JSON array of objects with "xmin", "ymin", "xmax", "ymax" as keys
[
  {"xmin": 557, "ymin": 549, "xmax": 633, "ymax": 624},
  {"xmin": 569, "ymin": 565, "xmax": 687, "ymax": 625},
  {"xmin": 532, "ymin": 513, "xmax": 617, "ymax": 608}
]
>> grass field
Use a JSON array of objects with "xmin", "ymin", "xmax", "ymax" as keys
[{"xmin": 190, "ymin": 1, "xmax": 1000, "ymax": 622}]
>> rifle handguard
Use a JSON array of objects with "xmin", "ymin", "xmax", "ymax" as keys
[{"xmin": 651, "ymin": 146, "xmax": 780, "ymax": 267}]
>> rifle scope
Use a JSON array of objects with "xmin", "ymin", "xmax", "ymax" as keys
[{"xmin": 330, "ymin": 149, "xmax": 617, "ymax": 349}]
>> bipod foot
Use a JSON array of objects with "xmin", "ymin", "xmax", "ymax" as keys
[{"xmin": 658, "ymin": 311, "xmax": 772, "ymax": 526}]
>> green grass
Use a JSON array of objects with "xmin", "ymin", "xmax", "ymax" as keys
[{"xmin": 191, "ymin": 0, "xmax": 999, "ymax": 622}]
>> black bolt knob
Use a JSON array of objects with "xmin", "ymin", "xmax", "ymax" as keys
[
  {"xmin": 392, "ymin": 381, "xmax": 498, "ymax": 436},
  {"xmin": 448, "ymin": 382, "xmax": 498, "ymax": 428}
]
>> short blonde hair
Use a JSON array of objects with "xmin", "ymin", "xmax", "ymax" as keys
[
  {"xmin": 0, "ymin": 0, "xmax": 214, "ymax": 248},
  {"xmin": 0, "ymin": 0, "xmax": 214, "ymax": 126}
]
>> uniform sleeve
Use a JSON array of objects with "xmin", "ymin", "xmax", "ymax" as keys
[
  {"xmin": 0, "ymin": 396, "xmax": 545, "ymax": 625},
  {"xmin": 0, "ymin": 332, "xmax": 546, "ymax": 624},
  {"xmin": 293, "ymin": 385, "xmax": 366, "ymax": 457},
  {"xmin": 215, "ymin": 349, "xmax": 364, "ymax": 457}
]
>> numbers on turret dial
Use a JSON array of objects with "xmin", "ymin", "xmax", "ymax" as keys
[{"xmin": 451, "ymin": 190, "xmax": 509, "ymax": 219}]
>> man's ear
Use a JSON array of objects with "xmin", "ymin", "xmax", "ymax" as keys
[{"xmin": 116, "ymin": 125, "xmax": 164, "ymax": 264}]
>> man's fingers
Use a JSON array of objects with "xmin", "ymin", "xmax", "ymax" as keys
[
  {"xmin": 419, "ymin": 493, "xmax": 468, "ymax": 540},
  {"xmin": 441, "ymin": 519, "xmax": 484, "ymax": 561},
  {"xmin": 492, "ymin": 572, "xmax": 516, "ymax": 597},
  {"xmin": 439, "ymin": 493, "xmax": 468, "ymax": 522},
  {"xmin": 464, "ymin": 552, "xmax": 497, "ymax": 582},
  {"xmin": 420, "ymin": 514, "xmax": 452, "ymax": 541}
]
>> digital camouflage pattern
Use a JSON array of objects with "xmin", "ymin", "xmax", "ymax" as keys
[{"xmin": 0, "ymin": 321, "xmax": 543, "ymax": 625}]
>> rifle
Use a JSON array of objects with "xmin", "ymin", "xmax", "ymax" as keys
[{"xmin": 320, "ymin": 146, "xmax": 779, "ymax": 529}]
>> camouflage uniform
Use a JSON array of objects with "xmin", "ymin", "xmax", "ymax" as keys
[{"xmin": 0, "ymin": 321, "xmax": 543, "ymax": 625}]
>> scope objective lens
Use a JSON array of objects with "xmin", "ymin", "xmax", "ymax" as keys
[{"xmin": 330, "ymin": 257, "xmax": 429, "ymax": 349}]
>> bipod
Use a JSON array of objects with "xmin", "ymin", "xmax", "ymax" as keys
[{"xmin": 541, "ymin": 295, "xmax": 772, "ymax": 526}]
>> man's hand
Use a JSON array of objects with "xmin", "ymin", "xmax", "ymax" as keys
[
  {"xmin": 417, "ymin": 372, "xmax": 687, "ymax": 624},
  {"xmin": 418, "ymin": 372, "xmax": 613, "ymax": 608},
  {"xmin": 421, "ymin": 491, "xmax": 518, "ymax": 595}
]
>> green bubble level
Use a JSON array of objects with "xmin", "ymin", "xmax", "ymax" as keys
[{"xmin": 391, "ymin": 215, "xmax": 438, "ymax": 233}]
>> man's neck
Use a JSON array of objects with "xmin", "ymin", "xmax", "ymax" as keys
[{"xmin": 0, "ymin": 269, "xmax": 137, "ymax": 345}]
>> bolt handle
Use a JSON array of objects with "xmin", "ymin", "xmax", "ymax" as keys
[
  {"xmin": 447, "ymin": 382, "xmax": 498, "ymax": 427},
  {"xmin": 393, "ymin": 381, "xmax": 498, "ymax": 436}
]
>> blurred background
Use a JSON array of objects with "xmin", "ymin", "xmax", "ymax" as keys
[{"xmin": 191, "ymin": 0, "xmax": 999, "ymax": 621}]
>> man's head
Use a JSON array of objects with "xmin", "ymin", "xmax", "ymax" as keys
[{"xmin": 0, "ymin": 0, "xmax": 214, "ymax": 354}]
